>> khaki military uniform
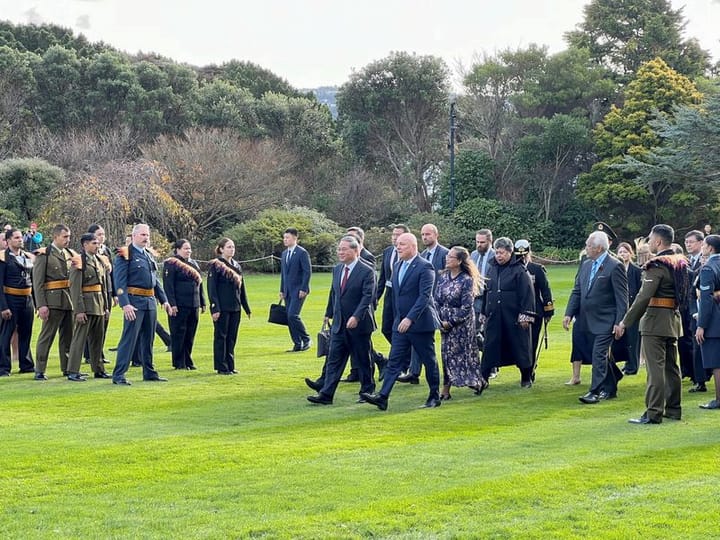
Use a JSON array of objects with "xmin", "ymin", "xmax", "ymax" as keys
[
  {"xmin": 67, "ymin": 252, "xmax": 110, "ymax": 375},
  {"xmin": 33, "ymin": 245, "xmax": 76, "ymax": 375},
  {"xmin": 622, "ymin": 249, "xmax": 686, "ymax": 422}
]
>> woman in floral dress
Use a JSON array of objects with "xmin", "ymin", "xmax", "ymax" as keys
[{"xmin": 434, "ymin": 246, "xmax": 484, "ymax": 400}]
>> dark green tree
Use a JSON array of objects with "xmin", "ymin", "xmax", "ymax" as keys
[{"xmin": 0, "ymin": 158, "xmax": 64, "ymax": 222}]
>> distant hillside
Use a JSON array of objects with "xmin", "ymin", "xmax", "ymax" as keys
[{"xmin": 308, "ymin": 86, "xmax": 338, "ymax": 118}]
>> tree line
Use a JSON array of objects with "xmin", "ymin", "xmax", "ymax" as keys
[{"xmin": 0, "ymin": 0, "xmax": 719, "ymax": 260}]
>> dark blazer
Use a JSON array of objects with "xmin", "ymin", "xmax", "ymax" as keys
[
  {"xmin": 421, "ymin": 244, "xmax": 449, "ymax": 273},
  {"xmin": 163, "ymin": 256, "xmax": 206, "ymax": 309},
  {"xmin": 0, "ymin": 248, "xmax": 34, "ymax": 310},
  {"xmin": 391, "ymin": 255, "xmax": 438, "ymax": 333},
  {"xmin": 325, "ymin": 260, "xmax": 376, "ymax": 335},
  {"xmin": 280, "ymin": 245, "xmax": 311, "ymax": 297},
  {"xmin": 207, "ymin": 258, "xmax": 251, "ymax": 315},
  {"xmin": 565, "ymin": 253, "xmax": 628, "ymax": 334},
  {"xmin": 113, "ymin": 244, "xmax": 167, "ymax": 311},
  {"xmin": 359, "ymin": 247, "xmax": 376, "ymax": 269},
  {"xmin": 626, "ymin": 262, "xmax": 642, "ymax": 305},
  {"xmin": 697, "ymin": 256, "xmax": 720, "ymax": 337}
]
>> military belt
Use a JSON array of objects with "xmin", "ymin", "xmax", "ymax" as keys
[
  {"xmin": 44, "ymin": 280, "xmax": 70, "ymax": 290},
  {"xmin": 82, "ymin": 284, "xmax": 102, "ymax": 293},
  {"xmin": 3, "ymin": 286, "xmax": 32, "ymax": 296},
  {"xmin": 127, "ymin": 286, "xmax": 154, "ymax": 297},
  {"xmin": 648, "ymin": 297, "xmax": 676, "ymax": 309}
]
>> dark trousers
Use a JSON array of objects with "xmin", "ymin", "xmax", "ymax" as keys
[
  {"xmin": 35, "ymin": 308, "xmax": 73, "ymax": 374},
  {"xmin": 589, "ymin": 332, "xmax": 619, "ymax": 395},
  {"xmin": 169, "ymin": 307, "xmax": 199, "ymax": 368},
  {"xmin": 156, "ymin": 320, "xmax": 171, "ymax": 347},
  {"xmin": 380, "ymin": 294, "xmax": 394, "ymax": 344},
  {"xmin": 68, "ymin": 314, "xmax": 105, "ymax": 375},
  {"xmin": 379, "ymin": 331, "xmax": 440, "ymax": 400},
  {"xmin": 642, "ymin": 334, "xmax": 681, "ymax": 422},
  {"xmin": 213, "ymin": 311, "xmax": 240, "ymax": 373},
  {"xmin": 286, "ymin": 294, "xmax": 309, "ymax": 347},
  {"xmin": 113, "ymin": 308, "xmax": 160, "ymax": 382},
  {"xmin": 0, "ymin": 298, "xmax": 34, "ymax": 374},
  {"xmin": 691, "ymin": 321, "xmax": 710, "ymax": 384},
  {"xmin": 320, "ymin": 330, "xmax": 374, "ymax": 398},
  {"xmin": 678, "ymin": 334, "xmax": 695, "ymax": 380}
]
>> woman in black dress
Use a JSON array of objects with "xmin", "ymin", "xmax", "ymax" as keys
[
  {"xmin": 480, "ymin": 237, "xmax": 536, "ymax": 389},
  {"xmin": 612, "ymin": 242, "xmax": 642, "ymax": 374},
  {"xmin": 207, "ymin": 238, "xmax": 251, "ymax": 375},
  {"xmin": 163, "ymin": 239, "xmax": 205, "ymax": 370}
]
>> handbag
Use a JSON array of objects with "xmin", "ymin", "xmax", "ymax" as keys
[
  {"xmin": 268, "ymin": 300, "xmax": 288, "ymax": 326},
  {"xmin": 317, "ymin": 321, "xmax": 330, "ymax": 357}
]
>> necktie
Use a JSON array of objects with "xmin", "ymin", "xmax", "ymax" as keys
[
  {"xmin": 588, "ymin": 260, "xmax": 600, "ymax": 289},
  {"xmin": 389, "ymin": 249, "xmax": 397, "ymax": 276},
  {"xmin": 286, "ymin": 249, "xmax": 293, "ymax": 263},
  {"xmin": 398, "ymin": 261, "xmax": 408, "ymax": 285},
  {"xmin": 425, "ymin": 251, "xmax": 432, "ymax": 261},
  {"xmin": 340, "ymin": 266, "xmax": 350, "ymax": 292}
]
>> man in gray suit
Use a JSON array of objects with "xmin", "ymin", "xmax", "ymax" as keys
[{"xmin": 563, "ymin": 231, "xmax": 628, "ymax": 404}]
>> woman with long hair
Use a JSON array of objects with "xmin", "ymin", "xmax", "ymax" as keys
[
  {"xmin": 434, "ymin": 246, "xmax": 484, "ymax": 400},
  {"xmin": 207, "ymin": 238, "xmax": 251, "ymax": 375},
  {"xmin": 163, "ymin": 239, "xmax": 205, "ymax": 370},
  {"xmin": 612, "ymin": 242, "xmax": 643, "ymax": 375}
]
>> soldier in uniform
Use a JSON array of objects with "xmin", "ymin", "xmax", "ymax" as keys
[
  {"xmin": 86, "ymin": 224, "xmax": 115, "ymax": 366},
  {"xmin": 0, "ymin": 228, "xmax": 35, "ymax": 376},
  {"xmin": 616, "ymin": 224, "xmax": 690, "ymax": 424},
  {"xmin": 33, "ymin": 224, "xmax": 76, "ymax": 380},
  {"xmin": 66, "ymin": 233, "xmax": 111, "ymax": 380},
  {"xmin": 111, "ymin": 224, "xmax": 171, "ymax": 385},
  {"xmin": 514, "ymin": 239, "xmax": 554, "ymax": 381}
]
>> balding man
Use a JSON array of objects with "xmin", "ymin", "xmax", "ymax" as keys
[
  {"xmin": 361, "ymin": 232, "xmax": 441, "ymax": 410},
  {"xmin": 564, "ymin": 231, "xmax": 628, "ymax": 405}
]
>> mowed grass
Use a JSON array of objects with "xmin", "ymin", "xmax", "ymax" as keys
[{"xmin": 1, "ymin": 266, "xmax": 719, "ymax": 539}]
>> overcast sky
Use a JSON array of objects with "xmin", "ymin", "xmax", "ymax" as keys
[{"xmin": 2, "ymin": 0, "xmax": 719, "ymax": 89}]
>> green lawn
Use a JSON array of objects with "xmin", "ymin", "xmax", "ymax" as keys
[{"xmin": 2, "ymin": 266, "xmax": 719, "ymax": 539}]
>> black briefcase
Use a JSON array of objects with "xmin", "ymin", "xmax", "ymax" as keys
[
  {"xmin": 268, "ymin": 301, "xmax": 288, "ymax": 326},
  {"xmin": 317, "ymin": 322, "xmax": 330, "ymax": 357}
]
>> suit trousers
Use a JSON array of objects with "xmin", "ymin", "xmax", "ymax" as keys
[
  {"xmin": 0, "ymin": 298, "xmax": 35, "ymax": 374},
  {"xmin": 169, "ymin": 307, "xmax": 199, "ymax": 368},
  {"xmin": 68, "ymin": 314, "xmax": 105, "ymax": 375},
  {"xmin": 380, "ymin": 294, "xmax": 394, "ymax": 344},
  {"xmin": 286, "ymin": 294, "xmax": 309, "ymax": 347},
  {"xmin": 379, "ymin": 330, "xmax": 440, "ymax": 400},
  {"xmin": 589, "ymin": 332, "xmax": 618, "ymax": 395},
  {"xmin": 113, "ymin": 308, "xmax": 160, "ymax": 382},
  {"xmin": 642, "ymin": 334, "xmax": 681, "ymax": 422},
  {"xmin": 678, "ymin": 334, "xmax": 694, "ymax": 380},
  {"xmin": 320, "ymin": 330, "xmax": 374, "ymax": 398},
  {"xmin": 35, "ymin": 308, "xmax": 73, "ymax": 374},
  {"xmin": 213, "ymin": 310, "xmax": 240, "ymax": 373}
]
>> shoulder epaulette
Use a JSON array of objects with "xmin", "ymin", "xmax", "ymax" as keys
[
  {"xmin": 97, "ymin": 253, "xmax": 112, "ymax": 271},
  {"xmin": 67, "ymin": 248, "xmax": 79, "ymax": 257}
]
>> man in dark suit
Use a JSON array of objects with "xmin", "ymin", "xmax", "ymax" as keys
[
  {"xmin": 377, "ymin": 224, "xmax": 409, "ymax": 344},
  {"xmin": 361, "ymin": 232, "xmax": 441, "ymax": 410},
  {"xmin": 563, "ymin": 230, "xmax": 628, "ymax": 404},
  {"xmin": 307, "ymin": 236, "xmax": 376, "ymax": 405},
  {"xmin": 684, "ymin": 229, "xmax": 709, "ymax": 392},
  {"xmin": 398, "ymin": 223, "xmax": 448, "ymax": 384},
  {"xmin": 111, "ymin": 224, "xmax": 171, "ymax": 385},
  {"xmin": 280, "ymin": 228, "xmax": 312, "ymax": 352}
]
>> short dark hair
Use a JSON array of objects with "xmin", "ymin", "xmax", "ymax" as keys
[
  {"xmin": 476, "ymin": 229, "xmax": 493, "ymax": 241},
  {"xmin": 650, "ymin": 224, "xmax": 674, "ymax": 246},
  {"xmin": 173, "ymin": 238, "xmax": 190, "ymax": 251},
  {"xmin": 5, "ymin": 228, "xmax": 18, "ymax": 240},
  {"xmin": 391, "ymin": 224, "xmax": 410, "ymax": 233},
  {"xmin": 52, "ymin": 224, "xmax": 69, "ymax": 237},
  {"xmin": 705, "ymin": 234, "xmax": 720, "ymax": 254},
  {"xmin": 284, "ymin": 228, "xmax": 299, "ymax": 237},
  {"xmin": 80, "ymin": 233, "xmax": 96, "ymax": 245},
  {"xmin": 346, "ymin": 226, "xmax": 364, "ymax": 242},
  {"xmin": 684, "ymin": 230, "xmax": 704, "ymax": 242},
  {"xmin": 87, "ymin": 224, "xmax": 101, "ymax": 234}
]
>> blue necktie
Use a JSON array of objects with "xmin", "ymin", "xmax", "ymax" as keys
[
  {"xmin": 398, "ymin": 261, "xmax": 408, "ymax": 285},
  {"xmin": 588, "ymin": 260, "xmax": 600, "ymax": 289}
]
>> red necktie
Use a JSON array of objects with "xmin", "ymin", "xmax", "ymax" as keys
[{"xmin": 340, "ymin": 266, "xmax": 349, "ymax": 292}]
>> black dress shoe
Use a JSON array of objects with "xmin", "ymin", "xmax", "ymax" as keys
[
  {"xmin": 0, "ymin": 371, "xmax": 10, "ymax": 377},
  {"xmin": 440, "ymin": 394, "xmax": 452, "ymax": 401},
  {"xmin": 187, "ymin": 365, "xmax": 197, "ymax": 370},
  {"xmin": 67, "ymin": 373, "xmax": 87, "ymax": 382},
  {"xmin": 356, "ymin": 397, "xmax": 367, "ymax": 403},
  {"xmin": 622, "ymin": 369, "xmax": 637, "ymax": 375},
  {"xmin": 520, "ymin": 380, "xmax": 532, "ymax": 388},
  {"xmin": 307, "ymin": 394, "xmax": 332, "ymax": 405},
  {"xmin": 144, "ymin": 377, "xmax": 168, "ymax": 382},
  {"xmin": 94, "ymin": 372, "xmax": 111, "ymax": 379},
  {"xmin": 102, "ymin": 358, "xmax": 111, "ymax": 364},
  {"xmin": 217, "ymin": 370, "xmax": 233, "ymax": 375},
  {"xmin": 18, "ymin": 369, "xmax": 35, "ymax": 374},
  {"xmin": 305, "ymin": 378, "xmax": 322, "ymax": 392},
  {"xmin": 422, "ymin": 397, "xmax": 441, "ymax": 408},
  {"xmin": 628, "ymin": 413, "xmax": 661, "ymax": 424},
  {"xmin": 286, "ymin": 346, "xmax": 302, "ymax": 353},
  {"xmin": 131, "ymin": 362, "xmax": 142, "ymax": 367},
  {"xmin": 663, "ymin": 413, "xmax": 682, "ymax": 420},
  {"xmin": 113, "ymin": 379, "xmax": 132, "ymax": 385},
  {"xmin": 341, "ymin": 374, "xmax": 360, "ymax": 383},
  {"xmin": 34, "ymin": 372, "xmax": 48, "ymax": 381},
  {"xmin": 360, "ymin": 392, "xmax": 388, "ymax": 411},
  {"xmin": 473, "ymin": 379, "xmax": 489, "ymax": 396},
  {"xmin": 397, "ymin": 373, "xmax": 420, "ymax": 384},
  {"xmin": 300, "ymin": 340, "xmax": 312, "ymax": 352},
  {"xmin": 699, "ymin": 399, "xmax": 720, "ymax": 409},
  {"xmin": 109, "ymin": 347, "xmax": 118, "ymax": 352},
  {"xmin": 579, "ymin": 392, "xmax": 600, "ymax": 404},
  {"xmin": 599, "ymin": 390, "xmax": 617, "ymax": 400},
  {"xmin": 689, "ymin": 383, "xmax": 707, "ymax": 393}
]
